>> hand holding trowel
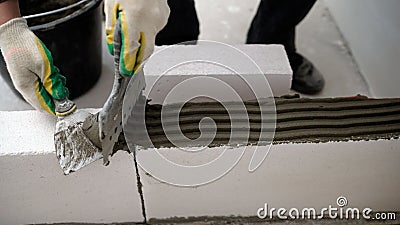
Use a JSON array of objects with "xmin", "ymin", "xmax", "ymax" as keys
[
  {"xmin": 54, "ymin": 20, "xmax": 143, "ymax": 174},
  {"xmin": 54, "ymin": 0, "xmax": 170, "ymax": 174}
]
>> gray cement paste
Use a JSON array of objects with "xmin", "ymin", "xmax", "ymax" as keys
[{"xmin": 118, "ymin": 95, "xmax": 400, "ymax": 150}]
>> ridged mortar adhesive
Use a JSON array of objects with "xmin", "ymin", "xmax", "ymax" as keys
[{"xmin": 119, "ymin": 95, "xmax": 400, "ymax": 149}]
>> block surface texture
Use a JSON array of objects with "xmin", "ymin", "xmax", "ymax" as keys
[{"xmin": 144, "ymin": 44, "xmax": 292, "ymax": 104}]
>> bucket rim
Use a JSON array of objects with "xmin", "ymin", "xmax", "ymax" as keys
[
  {"xmin": 27, "ymin": 0, "xmax": 102, "ymax": 31},
  {"xmin": 23, "ymin": 0, "xmax": 91, "ymax": 20}
]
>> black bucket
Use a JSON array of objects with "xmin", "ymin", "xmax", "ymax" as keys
[{"xmin": 0, "ymin": 0, "xmax": 103, "ymax": 99}]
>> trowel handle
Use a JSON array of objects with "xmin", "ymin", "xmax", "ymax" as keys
[
  {"xmin": 99, "ymin": 18, "xmax": 131, "ymax": 166},
  {"xmin": 113, "ymin": 19, "xmax": 122, "ymax": 78}
]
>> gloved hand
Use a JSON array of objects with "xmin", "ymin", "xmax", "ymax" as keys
[
  {"xmin": 105, "ymin": 0, "xmax": 170, "ymax": 76},
  {"xmin": 0, "ymin": 18, "xmax": 75, "ymax": 116}
]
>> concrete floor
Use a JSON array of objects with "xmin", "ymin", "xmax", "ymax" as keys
[{"xmin": 0, "ymin": 0, "xmax": 370, "ymax": 111}]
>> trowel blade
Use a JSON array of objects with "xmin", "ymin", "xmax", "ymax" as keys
[
  {"xmin": 54, "ymin": 110, "xmax": 103, "ymax": 175},
  {"xmin": 100, "ymin": 69, "xmax": 146, "ymax": 165}
]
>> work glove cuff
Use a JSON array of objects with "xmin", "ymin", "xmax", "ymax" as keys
[{"xmin": 0, "ymin": 18, "xmax": 29, "ymax": 51}]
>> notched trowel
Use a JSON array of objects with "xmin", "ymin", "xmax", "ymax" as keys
[
  {"xmin": 54, "ymin": 20, "xmax": 146, "ymax": 174},
  {"xmin": 54, "ymin": 110, "xmax": 103, "ymax": 174}
]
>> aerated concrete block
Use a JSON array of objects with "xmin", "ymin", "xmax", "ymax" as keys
[
  {"xmin": 144, "ymin": 44, "xmax": 292, "ymax": 104},
  {"xmin": 0, "ymin": 110, "xmax": 144, "ymax": 225},
  {"xmin": 139, "ymin": 140, "xmax": 400, "ymax": 221}
]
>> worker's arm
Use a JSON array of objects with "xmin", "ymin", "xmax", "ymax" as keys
[
  {"xmin": 0, "ymin": 0, "xmax": 75, "ymax": 116},
  {"xmin": 104, "ymin": 0, "xmax": 170, "ymax": 76},
  {"xmin": 0, "ymin": 0, "xmax": 20, "ymax": 25}
]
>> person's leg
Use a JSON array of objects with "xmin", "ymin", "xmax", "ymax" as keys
[
  {"xmin": 247, "ymin": 0, "xmax": 324, "ymax": 94},
  {"xmin": 156, "ymin": 0, "xmax": 200, "ymax": 45}
]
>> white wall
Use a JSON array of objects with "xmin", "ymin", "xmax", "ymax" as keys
[
  {"xmin": 325, "ymin": 0, "xmax": 400, "ymax": 97},
  {"xmin": 1, "ymin": 110, "xmax": 399, "ymax": 224}
]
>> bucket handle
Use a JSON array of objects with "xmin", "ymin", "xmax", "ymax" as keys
[{"xmin": 23, "ymin": 0, "xmax": 91, "ymax": 19}]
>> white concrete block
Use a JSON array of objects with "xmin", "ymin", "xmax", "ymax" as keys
[
  {"xmin": 0, "ymin": 109, "xmax": 97, "ymax": 156},
  {"xmin": 144, "ymin": 44, "xmax": 292, "ymax": 104},
  {"xmin": 0, "ymin": 110, "xmax": 144, "ymax": 225},
  {"xmin": 138, "ymin": 140, "xmax": 400, "ymax": 220},
  {"xmin": 0, "ymin": 111, "xmax": 55, "ymax": 155}
]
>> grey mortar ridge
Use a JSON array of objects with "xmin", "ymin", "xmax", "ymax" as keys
[
  {"xmin": 116, "ymin": 95, "xmax": 400, "ymax": 149},
  {"xmin": 132, "ymin": 150, "xmax": 147, "ymax": 224}
]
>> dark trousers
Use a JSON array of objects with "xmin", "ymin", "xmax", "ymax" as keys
[
  {"xmin": 155, "ymin": 0, "xmax": 200, "ymax": 45},
  {"xmin": 156, "ymin": 0, "xmax": 316, "ymax": 70}
]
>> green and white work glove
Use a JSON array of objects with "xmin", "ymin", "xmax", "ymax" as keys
[
  {"xmin": 105, "ymin": 0, "xmax": 170, "ymax": 76},
  {"xmin": 0, "ymin": 18, "xmax": 76, "ymax": 116}
]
